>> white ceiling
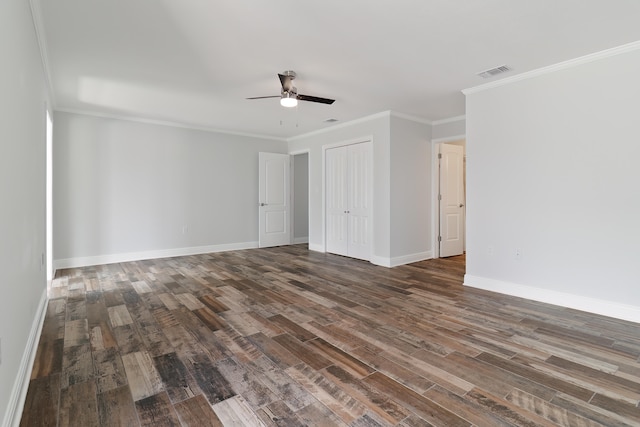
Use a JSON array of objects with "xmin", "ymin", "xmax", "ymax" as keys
[{"xmin": 35, "ymin": 0, "xmax": 640, "ymax": 139}]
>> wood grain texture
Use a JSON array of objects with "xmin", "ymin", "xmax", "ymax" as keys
[
  {"xmin": 153, "ymin": 352, "xmax": 200, "ymax": 403},
  {"xmin": 173, "ymin": 395, "xmax": 223, "ymax": 427},
  {"xmin": 212, "ymin": 395, "xmax": 267, "ymax": 426},
  {"xmin": 61, "ymin": 343, "xmax": 94, "ymax": 388},
  {"xmin": 59, "ymin": 380, "xmax": 100, "ymax": 427},
  {"xmin": 93, "ymin": 347, "xmax": 128, "ymax": 394},
  {"xmin": 135, "ymin": 392, "xmax": 181, "ymax": 426},
  {"xmin": 96, "ymin": 385, "xmax": 140, "ymax": 426},
  {"xmin": 20, "ymin": 246, "xmax": 640, "ymax": 426},
  {"xmin": 19, "ymin": 374, "xmax": 60, "ymax": 427},
  {"xmin": 63, "ymin": 318, "xmax": 89, "ymax": 348},
  {"xmin": 30, "ymin": 338, "xmax": 63, "ymax": 379},
  {"xmin": 121, "ymin": 351, "xmax": 165, "ymax": 401}
]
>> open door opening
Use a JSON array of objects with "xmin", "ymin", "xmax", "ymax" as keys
[{"xmin": 292, "ymin": 152, "xmax": 309, "ymax": 246}]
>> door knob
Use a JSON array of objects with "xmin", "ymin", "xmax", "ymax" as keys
[
  {"xmin": 260, "ymin": 203, "xmax": 267, "ymax": 206},
  {"xmin": 459, "ymin": 203, "xmax": 464, "ymax": 208}
]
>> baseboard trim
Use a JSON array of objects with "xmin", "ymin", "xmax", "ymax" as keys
[
  {"xmin": 292, "ymin": 237, "xmax": 309, "ymax": 244},
  {"xmin": 368, "ymin": 255, "xmax": 389, "ymax": 267},
  {"xmin": 464, "ymin": 274, "xmax": 640, "ymax": 324},
  {"xmin": 53, "ymin": 241, "xmax": 259, "ymax": 270},
  {"xmin": 369, "ymin": 251, "xmax": 433, "ymax": 268},
  {"xmin": 3, "ymin": 289, "xmax": 48, "ymax": 427},
  {"xmin": 390, "ymin": 251, "xmax": 433, "ymax": 267},
  {"xmin": 308, "ymin": 243, "xmax": 324, "ymax": 253}
]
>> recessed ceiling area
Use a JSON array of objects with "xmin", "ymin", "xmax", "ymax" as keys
[{"xmin": 33, "ymin": 0, "xmax": 640, "ymax": 138}]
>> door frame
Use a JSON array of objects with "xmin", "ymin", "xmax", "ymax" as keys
[
  {"xmin": 431, "ymin": 136, "xmax": 466, "ymax": 258},
  {"xmin": 290, "ymin": 149, "xmax": 310, "ymax": 245},
  {"xmin": 321, "ymin": 136, "xmax": 373, "ymax": 254},
  {"xmin": 45, "ymin": 104, "xmax": 54, "ymax": 285}
]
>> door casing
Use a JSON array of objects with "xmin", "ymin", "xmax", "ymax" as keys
[{"xmin": 432, "ymin": 138, "xmax": 466, "ymax": 258}]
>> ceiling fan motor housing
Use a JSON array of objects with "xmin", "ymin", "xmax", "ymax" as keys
[{"xmin": 281, "ymin": 86, "xmax": 297, "ymax": 97}]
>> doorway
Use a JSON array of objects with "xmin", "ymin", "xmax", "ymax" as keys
[
  {"xmin": 257, "ymin": 151, "xmax": 310, "ymax": 249},
  {"xmin": 292, "ymin": 152, "xmax": 309, "ymax": 245},
  {"xmin": 436, "ymin": 140, "xmax": 466, "ymax": 258}
]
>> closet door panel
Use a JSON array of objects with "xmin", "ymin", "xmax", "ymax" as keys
[
  {"xmin": 325, "ymin": 141, "xmax": 371, "ymax": 261},
  {"xmin": 346, "ymin": 143, "xmax": 371, "ymax": 260},
  {"xmin": 325, "ymin": 146, "xmax": 349, "ymax": 256}
]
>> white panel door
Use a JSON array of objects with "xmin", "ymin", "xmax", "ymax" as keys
[
  {"xmin": 439, "ymin": 144, "xmax": 465, "ymax": 257},
  {"xmin": 325, "ymin": 141, "xmax": 371, "ymax": 261},
  {"xmin": 259, "ymin": 152, "xmax": 291, "ymax": 248},
  {"xmin": 346, "ymin": 142, "xmax": 371, "ymax": 260},
  {"xmin": 325, "ymin": 146, "xmax": 349, "ymax": 256}
]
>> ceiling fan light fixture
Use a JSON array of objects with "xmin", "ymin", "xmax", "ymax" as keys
[{"xmin": 280, "ymin": 91, "xmax": 298, "ymax": 108}]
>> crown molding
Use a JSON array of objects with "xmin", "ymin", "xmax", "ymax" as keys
[
  {"xmin": 287, "ymin": 111, "xmax": 392, "ymax": 141},
  {"xmin": 288, "ymin": 110, "xmax": 432, "ymax": 142},
  {"xmin": 389, "ymin": 111, "xmax": 432, "ymax": 125},
  {"xmin": 54, "ymin": 107, "xmax": 287, "ymax": 141},
  {"xmin": 463, "ymin": 40, "xmax": 640, "ymax": 95},
  {"xmin": 28, "ymin": 0, "xmax": 56, "ymax": 107},
  {"xmin": 432, "ymin": 115, "xmax": 466, "ymax": 126}
]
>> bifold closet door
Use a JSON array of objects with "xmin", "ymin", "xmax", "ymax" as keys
[
  {"xmin": 325, "ymin": 142, "xmax": 371, "ymax": 261},
  {"xmin": 346, "ymin": 142, "xmax": 371, "ymax": 260},
  {"xmin": 326, "ymin": 146, "xmax": 349, "ymax": 256}
]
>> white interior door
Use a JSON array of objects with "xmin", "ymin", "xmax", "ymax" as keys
[
  {"xmin": 325, "ymin": 146, "xmax": 349, "ymax": 256},
  {"xmin": 259, "ymin": 152, "xmax": 291, "ymax": 248},
  {"xmin": 346, "ymin": 142, "xmax": 371, "ymax": 260},
  {"xmin": 325, "ymin": 141, "xmax": 371, "ymax": 261},
  {"xmin": 439, "ymin": 143, "xmax": 465, "ymax": 257}
]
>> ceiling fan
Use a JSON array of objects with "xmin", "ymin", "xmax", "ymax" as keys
[{"xmin": 247, "ymin": 71, "xmax": 335, "ymax": 107}]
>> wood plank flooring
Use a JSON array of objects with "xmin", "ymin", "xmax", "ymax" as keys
[{"xmin": 20, "ymin": 245, "xmax": 640, "ymax": 426}]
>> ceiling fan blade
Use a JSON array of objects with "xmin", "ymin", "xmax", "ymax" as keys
[
  {"xmin": 297, "ymin": 94, "xmax": 335, "ymax": 105},
  {"xmin": 246, "ymin": 95, "xmax": 280, "ymax": 100}
]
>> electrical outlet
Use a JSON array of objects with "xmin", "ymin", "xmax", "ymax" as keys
[
  {"xmin": 515, "ymin": 248, "xmax": 522, "ymax": 261},
  {"xmin": 182, "ymin": 225, "xmax": 188, "ymax": 234},
  {"xmin": 487, "ymin": 246, "xmax": 494, "ymax": 256}
]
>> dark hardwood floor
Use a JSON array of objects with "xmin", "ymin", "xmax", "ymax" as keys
[{"xmin": 20, "ymin": 246, "xmax": 640, "ymax": 426}]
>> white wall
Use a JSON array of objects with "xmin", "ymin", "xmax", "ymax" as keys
[
  {"xmin": 293, "ymin": 153, "xmax": 309, "ymax": 243},
  {"xmin": 390, "ymin": 116, "xmax": 433, "ymax": 263},
  {"xmin": 432, "ymin": 116, "xmax": 466, "ymax": 141},
  {"xmin": 464, "ymin": 45, "xmax": 640, "ymax": 322},
  {"xmin": 54, "ymin": 112, "xmax": 287, "ymax": 267},
  {"xmin": 0, "ymin": 0, "xmax": 49, "ymax": 424}
]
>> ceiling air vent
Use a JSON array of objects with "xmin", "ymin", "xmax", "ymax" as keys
[{"xmin": 476, "ymin": 65, "xmax": 512, "ymax": 79}]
